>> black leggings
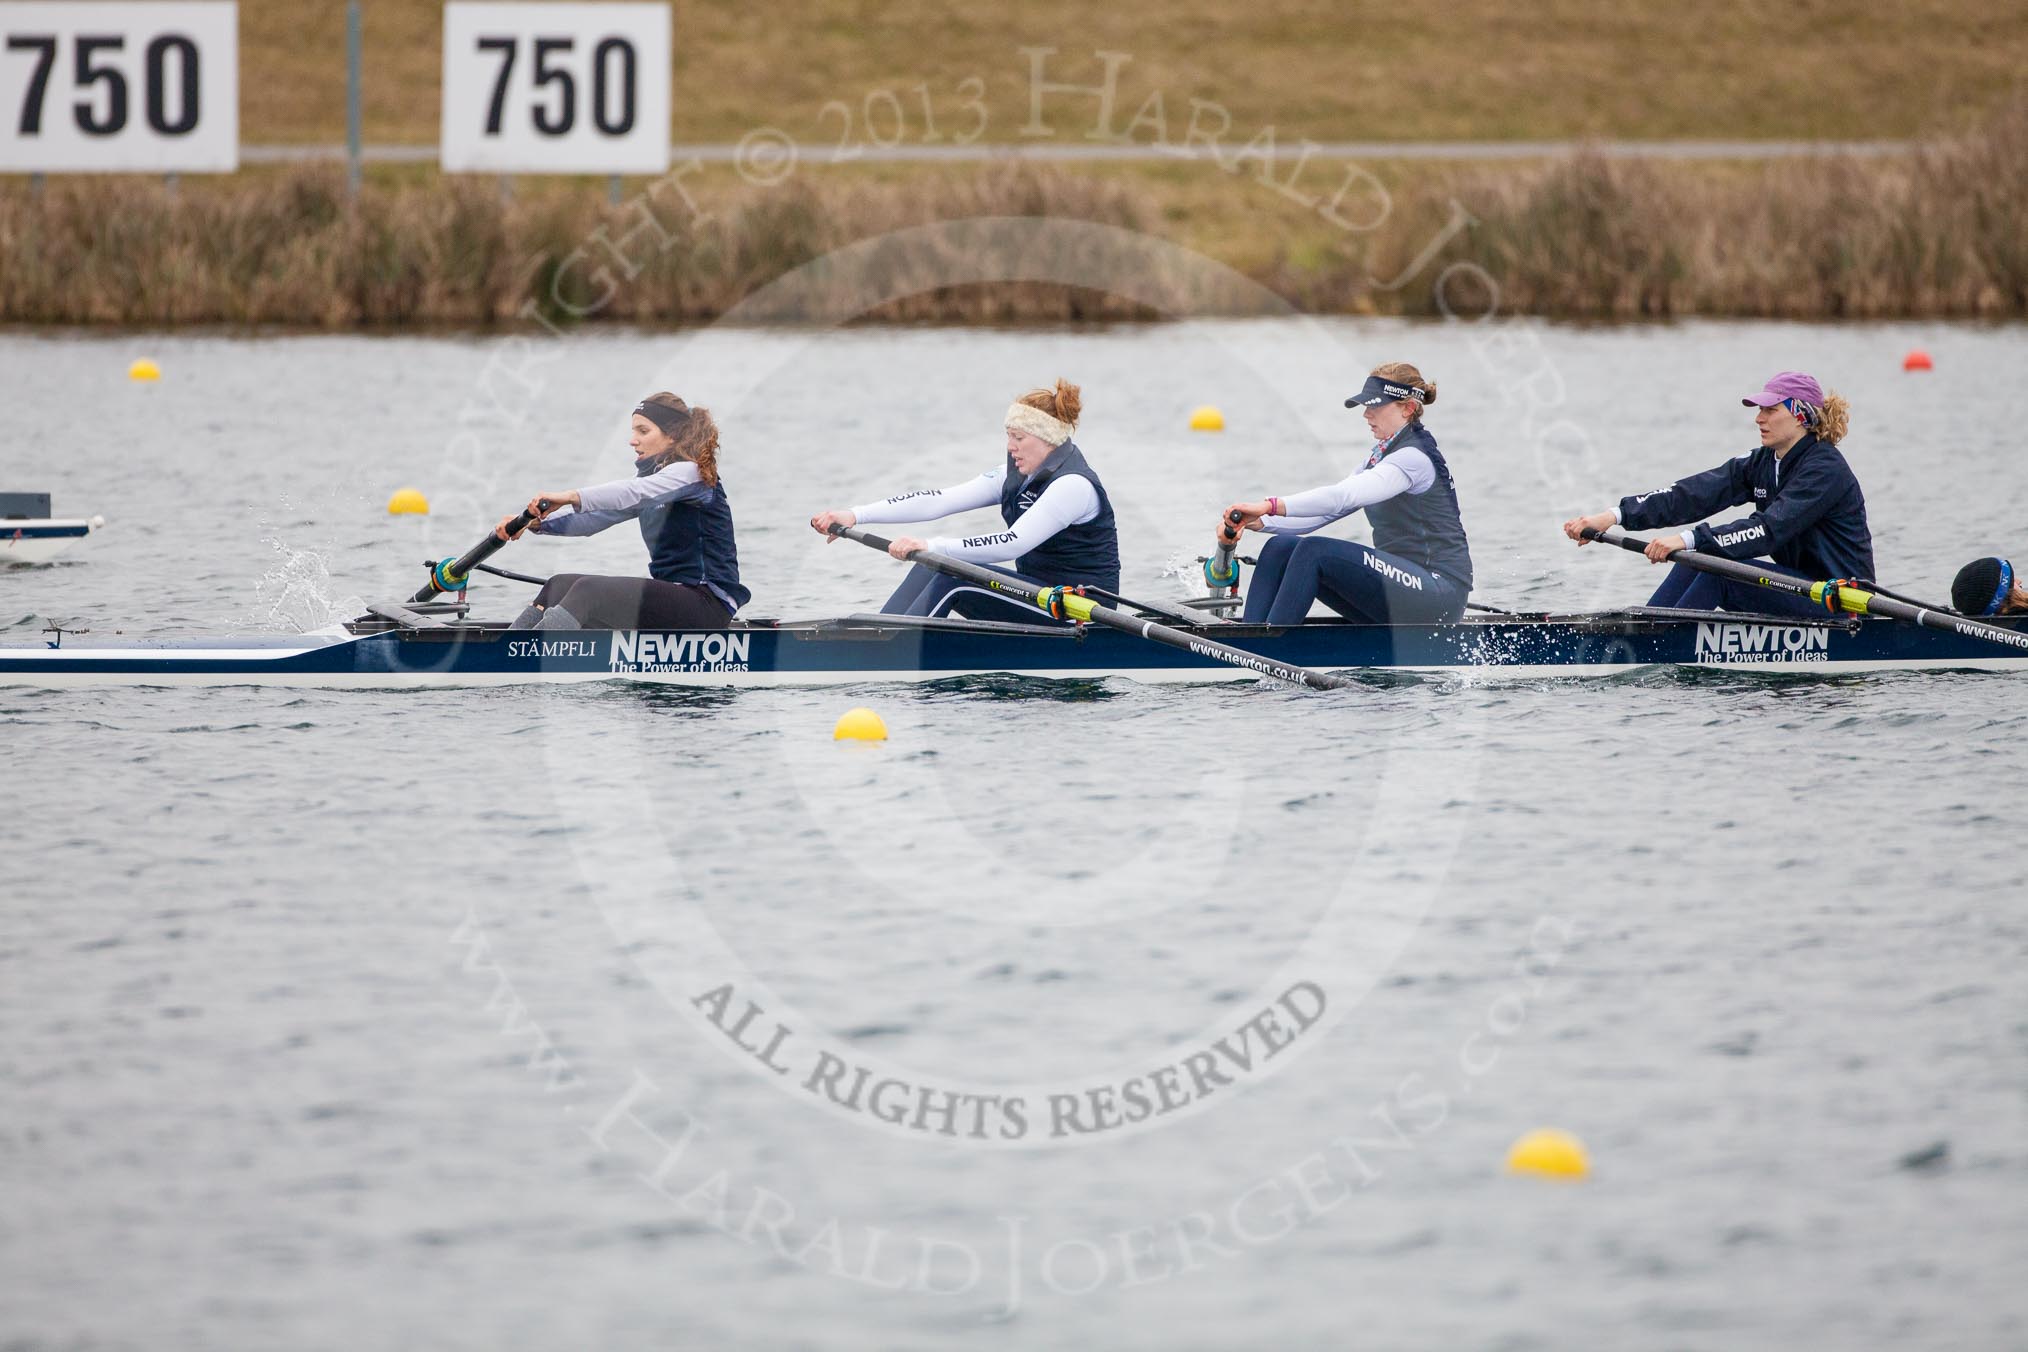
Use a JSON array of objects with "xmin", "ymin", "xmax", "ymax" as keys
[{"xmin": 533, "ymin": 574, "xmax": 731, "ymax": 629}]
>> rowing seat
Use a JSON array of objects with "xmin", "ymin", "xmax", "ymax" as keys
[{"xmin": 363, "ymin": 602, "xmax": 449, "ymax": 630}]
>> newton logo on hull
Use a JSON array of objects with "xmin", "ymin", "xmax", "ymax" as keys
[
  {"xmin": 610, "ymin": 631, "xmax": 752, "ymax": 673},
  {"xmin": 1694, "ymin": 623, "xmax": 1831, "ymax": 663}
]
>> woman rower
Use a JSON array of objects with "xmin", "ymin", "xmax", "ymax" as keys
[
  {"xmin": 1561, "ymin": 371, "xmax": 1873, "ymax": 617},
  {"xmin": 1951, "ymin": 557, "xmax": 2028, "ymax": 617},
  {"xmin": 1220, "ymin": 362, "xmax": 1473, "ymax": 625},
  {"xmin": 807, "ymin": 379, "xmax": 1119, "ymax": 623},
  {"xmin": 495, "ymin": 392, "xmax": 749, "ymax": 630}
]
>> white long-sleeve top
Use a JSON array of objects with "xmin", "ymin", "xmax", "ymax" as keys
[
  {"xmin": 1255, "ymin": 442, "xmax": 1435, "ymax": 535},
  {"xmin": 852, "ymin": 468, "xmax": 1100, "ymax": 565},
  {"xmin": 535, "ymin": 460, "xmax": 708, "ymax": 535}
]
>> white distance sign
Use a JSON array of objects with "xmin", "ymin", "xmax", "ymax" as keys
[
  {"xmin": 0, "ymin": 2, "xmax": 236, "ymax": 172},
  {"xmin": 441, "ymin": 2, "xmax": 669, "ymax": 174}
]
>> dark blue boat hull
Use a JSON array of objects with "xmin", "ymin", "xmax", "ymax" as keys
[{"xmin": 7, "ymin": 611, "xmax": 2026, "ymax": 686}]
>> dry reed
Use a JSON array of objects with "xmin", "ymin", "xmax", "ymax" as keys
[
  {"xmin": 1423, "ymin": 98, "xmax": 2028, "ymax": 319},
  {"xmin": 5, "ymin": 100, "xmax": 2027, "ymax": 326}
]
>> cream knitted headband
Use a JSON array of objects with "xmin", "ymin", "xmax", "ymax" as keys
[{"xmin": 1004, "ymin": 402, "xmax": 1072, "ymax": 446}]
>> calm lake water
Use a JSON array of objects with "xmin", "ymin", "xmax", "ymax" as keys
[{"xmin": 3, "ymin": 318, "xmax": 2025, "ymax": 1350}]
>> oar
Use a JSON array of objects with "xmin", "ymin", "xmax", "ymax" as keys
[
  {"xmin": 1851, "ymin": 577, "xmax": 1955, "ymax": 613},
  {"xmin": 828, "ymin": 524, "xmax": 1353, "ymax": 690},
  {"xmin": 411, "ymin": 500, "xmax": 558, "ymax": 602},
  {"xmin": 1582, "ymin": 525, "xmax": 2028, "ymax": 654},
  {"xmin": 1205, "ymin": 509, "xmax": 1245, "ymax": 596},
  {"xmin": 1078, "ymin": 580, "xmax": 1236, "ymax": 627}
]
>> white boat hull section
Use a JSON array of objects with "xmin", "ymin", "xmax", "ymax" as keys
[{"xmin": 2, "ymin": 516, "xmax": 105, "ymax": 564}]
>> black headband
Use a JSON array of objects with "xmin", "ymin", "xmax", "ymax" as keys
[{"xmin": 634, "ymin": 401, "xmax": 690, "ymax": 437}]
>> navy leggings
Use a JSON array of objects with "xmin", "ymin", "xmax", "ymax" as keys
[
  {"xmin": 1242, "ymin": 535, "xmax": 1467, "ymax": 625},
  {"xmin": 1645, "ymin": 560, "xmax": 1826, "ymax": 618}
]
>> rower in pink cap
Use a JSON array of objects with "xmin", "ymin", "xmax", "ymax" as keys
[{"xmin": 1561, "ymin": 371, "xmax": 1875, "ymax": 617}]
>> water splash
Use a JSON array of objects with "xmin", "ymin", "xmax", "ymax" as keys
[{"xmin": 244, "ymin": 538, "xmax": 365, "ymax": 633}]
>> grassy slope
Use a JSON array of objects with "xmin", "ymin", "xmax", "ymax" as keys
[{"xmin": 243, "ymin": 0, "xmax": 2028, "ymax": 146}]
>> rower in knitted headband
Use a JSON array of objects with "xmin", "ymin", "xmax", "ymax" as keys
[
  {"xmin": 1004, "ymin": 402, "xmax": 1073, "ymax": 446},
  {"xmin": 1004, "ymin": 380, "xmax": 1081, "ymax": 446}
]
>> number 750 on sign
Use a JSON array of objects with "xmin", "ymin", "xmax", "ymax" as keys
[
  {"xmin": 0, "ymin": 1, "xmax": 236, "ymax": 172},
  {"xmin": 441, "ymin": 2, "xmax": 670, "ymax": 175}
]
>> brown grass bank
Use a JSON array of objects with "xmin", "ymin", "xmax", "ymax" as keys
[
  {"xmin": 0, "ymin": 166, "xmax": 1171, "ymax": 326},
  {"xmin": 4, "ymin": 102, "xmax": 2027, "ymax": 327}
]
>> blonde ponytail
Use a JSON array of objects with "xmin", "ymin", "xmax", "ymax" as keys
[{"xmin": 1816, "ymin": 391, "xmax": 1850, "ymax": 443}]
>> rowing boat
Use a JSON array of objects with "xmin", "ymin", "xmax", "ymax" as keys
[
  {"xmin": 1, "ymin": 491, "xmax": 104, "ymax": 565},
  {"xmin": 10, "ymin": 517, "xmax": 2022, "ymax": 689},
  {"xmin": 5, "ymin": 603, "xmax": 2025, "ymax": 687}
]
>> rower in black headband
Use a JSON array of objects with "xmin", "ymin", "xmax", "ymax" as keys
[
  {"xmin": 634, "ymin": 399, "xmax": 691, "ymax": 437},
  {"xmin": 494, "ymin": 392, "xmax": 750, "ymax": 631}
]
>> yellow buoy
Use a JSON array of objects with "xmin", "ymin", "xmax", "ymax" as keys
[
  {"xmin": 1506, "ymin": 1128, "xmax": 1590, "ymax": 1179},
  {"xmin": 128, "ymin": 358, "xmax": 161, "ymax": 382},
  {"xmin": 833, "ymin": 707, "xmax": 888, "ymax": 741},
  {"xmin": 1188, "ymin": 405, "xmax": 1225, "ymax": 432},
  {"xmin": 386, "ymin": 487, "xmax": 431, "ymax": 516}
]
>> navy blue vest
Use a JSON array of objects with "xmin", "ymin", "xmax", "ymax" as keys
[
  {"xmin": 999, "ymin": 441, "xmax": 1121, "ymax": 590},
  {"xmin": 639, "ymin": 480, "xmax": 750, "ymax": 610},
  {"xmin": 1367, "ymin": 422, "xmax": 1473, "ymax": 590}
]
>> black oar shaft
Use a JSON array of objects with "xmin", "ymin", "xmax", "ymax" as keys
[
  {"xmin": 1585, "ymin": 526, "xmax": 2028, "ymax": 653},
  {"xmin": 411, "ymin": 502, "xmax": 553, "ymax": 602},
  {"xmin": 830, "ymin": 525, "xmax": 1351, "ymax": 690}
]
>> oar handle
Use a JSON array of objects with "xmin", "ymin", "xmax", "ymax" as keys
[
  {"xmin": 1218, "ymin": 507, "xmax": 1247, "ymax": 546},
  {"xmin": 1205, "ymin": 510, "xmax": 1244, "ymax": 593},
  {"xmin": 1579, "ymin": 524, "xmax": 1646, "ymax": 554},
  {"xmin": 830, "ymin": 522, "xmax": 897, "ymax": 553}
]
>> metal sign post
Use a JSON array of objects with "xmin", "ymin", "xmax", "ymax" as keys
[{"xmin": 346, "ymin": 0, "xmax": 362, "ymax": 197}]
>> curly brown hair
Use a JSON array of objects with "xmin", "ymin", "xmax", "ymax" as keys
[{"xmin": 638, "ymin": 392, "xmax": 721, "ymax": 486}]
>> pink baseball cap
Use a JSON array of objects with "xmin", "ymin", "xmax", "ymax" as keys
[{"xmin": 1742, "ymin": 371, "xmax": 1824, "ymax": 407}]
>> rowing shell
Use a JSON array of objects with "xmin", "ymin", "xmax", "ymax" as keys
[
  {"xmin": 2, "ymin": 516, "xmax": 104, "ymax": 565},
  {"xmin": 5, "ymin": 607, "xmax": 2026, "ymax": 688}
]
